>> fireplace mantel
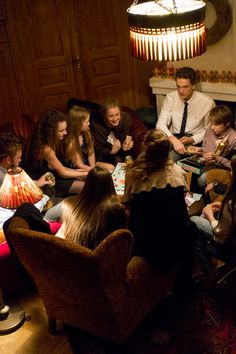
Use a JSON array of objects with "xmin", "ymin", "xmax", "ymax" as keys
[{"xmin": 149, "ymin": 77, "xmax": 236, "ymax": 116}]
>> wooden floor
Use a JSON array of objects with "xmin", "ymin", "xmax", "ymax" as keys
[{"xmin": 1, "ymin": 291, "xmax": 73, "ymax": 354}]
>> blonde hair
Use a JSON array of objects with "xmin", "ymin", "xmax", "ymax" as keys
[
  {"xmin": 64, "ymin": 107, "xmax": 94, "ymax": 164},
  {"xmin": 60, "ymin": 167, "xmax": 124, "ymax": 248}
]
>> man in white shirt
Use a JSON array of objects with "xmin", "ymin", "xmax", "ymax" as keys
[{"xmin": 156, "ymin": 67, "xmax": 215, "ymax": 162}]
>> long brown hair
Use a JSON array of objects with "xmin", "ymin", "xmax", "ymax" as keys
[
  {"xmin": 128, "ymin": 129, "xmax": 172, "ymax": 181},
  {"xmin": 25, "ymin": 109, "xmax": 66, "ymax": 168},
  {"xmin": 64, "ymin": 107, "xmax": 94, "ymax": 164},
  {"xmin": 61, "ymin": 166, "xmax": 123, "ymax": 248}
]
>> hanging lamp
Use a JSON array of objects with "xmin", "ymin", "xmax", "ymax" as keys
[{"xmin": 127, "ymin": 0, "xmax": 207, "ymax": 62}]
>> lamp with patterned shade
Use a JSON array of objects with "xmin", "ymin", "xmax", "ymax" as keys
[{"xmin": 0, "ymin": 166, "xmax": 43, "ymax": 209}]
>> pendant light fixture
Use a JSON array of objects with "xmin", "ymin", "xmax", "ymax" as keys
[{"xmin": 127, "ymin": 0, "xmax": 207, "ymax": 62}]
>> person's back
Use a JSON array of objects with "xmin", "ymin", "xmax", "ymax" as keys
[
  {"xmin": 56, "ymin": 166, "xmax": 127, "ymax": 249},
  {"xmin": 123, "ymin": 129, "xmax": 194, "ymax": 273},
  {"xmin": 156, "ymin": 67, "xmax": 215, "ymax": 162}
]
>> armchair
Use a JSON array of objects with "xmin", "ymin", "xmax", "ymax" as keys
[{"xmin": 5, "ymin": 215, "xmax": 176, "ymax": 344}]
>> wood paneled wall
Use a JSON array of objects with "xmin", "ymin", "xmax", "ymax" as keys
[{"xmin": 0, "ymin": 0, "xmax": 155, "ymax": 125}]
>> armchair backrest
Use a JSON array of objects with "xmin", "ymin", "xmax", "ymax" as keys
[
  {"xmin": 6, "ymin": 215, "xmax": 176, "ymax": 343},
  {"xmin": 6, "ymin": 216, "xmax": 135, "ymax": 341}
]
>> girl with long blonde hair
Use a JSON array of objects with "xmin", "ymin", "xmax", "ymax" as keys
[
  {"xmin": 64, "ymin": 107, "xmax": 114, "ymax": 171},
  {"xmin": 56, "ymin": 166, "xmax": 126, "ymax": 249}
]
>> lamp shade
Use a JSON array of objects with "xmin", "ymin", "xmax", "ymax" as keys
[
  {"xmin": 0, "ymin": 167, "xmax": 43, "ymax": 209},
  {"xmin": 127, "ymin": 0, "xmax": 206, "ymax": 62}
]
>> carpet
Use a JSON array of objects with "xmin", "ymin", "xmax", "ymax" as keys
[{"xmin": 65, "ymin": 287, "xmax": 236, "ymax": 354}]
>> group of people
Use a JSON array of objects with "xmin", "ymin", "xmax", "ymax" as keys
[
  {"xmin": 22, "ymin": 98, "xmax": 134, "ymax": 198},
  {"xmin": 1, "ymin": 66, "xmax": 236, "ymax": 306},
  {"xmin": 155, "ymin": 66, "xmax": 236, "ymax": 289}
]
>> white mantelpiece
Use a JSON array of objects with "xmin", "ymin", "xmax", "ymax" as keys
[{"xmin": 149, "ymin": 77, "xmax": 236, "ymax": 116}]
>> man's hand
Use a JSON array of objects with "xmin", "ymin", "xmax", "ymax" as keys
[
  {"xmin": 169, "ymin": 135, "xmax": 185, "ymax": 155},
  {"xmin": 35, "ymin": 173, "xmax": 55, "ymax": 187},
  {"xmin": 172, "ymin": 140, "xmax": 186, "ymax": 155},
  {"xmin": 205, "ymin": 182, "xmax": 214, "ymax": 194},
  {"xmin": 179, "ymin": 136, "xmax": 194, "ymax": 145},
  {"xmin": 203, "ymin": 152, "xmax": 216, "ymax": 163}
]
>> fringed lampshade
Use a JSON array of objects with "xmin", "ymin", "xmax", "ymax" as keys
[
  {"xmin": 0, "ymin": 167, "xmax": 43, "ymax": 209},
  {"xmin": 127, "ymin": 0, "xmax": 206, "ymax": 62}
]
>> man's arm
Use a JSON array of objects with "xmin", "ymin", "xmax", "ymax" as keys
[
  {"xmin": 157, "ymin": 93, "xmax": 187, "ymax": 154},
  {"xmin": 156, "ymin": 94, "xmax": 173, "ymax": 136}
]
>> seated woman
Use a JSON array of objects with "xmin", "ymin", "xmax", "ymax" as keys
[
  {"xmin": 91, "ymin": 99, "xmax": 134, "ymax": 165},
  {"xmin": 56, "ymin": 166, "xmax": 127, "ymax": 249},
  {"xmin": 64, "ymin": 106, "xmax": 114, "ymax": 172},
  {"xmin": 122, "ymin": 129, "xmax": 197, "ymax": 295},
  {"xmin": 23, "ymin": 109, "xmax": 87, "ymax": 198},
  {"xmin": 190, "ymin": 155, "xmax": 236, "ymax": 286},
  {"xmin": 4, "ymin": 167, "xmax": 127, "ymax": 250},
  {"xmin": 187, "ymin": 105, "xmax": 236, "ymax": 190}
]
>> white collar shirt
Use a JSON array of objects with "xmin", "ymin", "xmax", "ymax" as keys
[{"xmin": 156, "ymin": 90, "xmax": 215, "ymax": 144}]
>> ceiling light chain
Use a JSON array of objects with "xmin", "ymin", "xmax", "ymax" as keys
[{"xmin": 154, "ymin": 0, "xmax": 177, "ymax": 14}]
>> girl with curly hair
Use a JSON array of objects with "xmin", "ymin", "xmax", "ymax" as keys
[{"xmin": 24, "ymin": 109, "xmax": 87, "ymax": 197}]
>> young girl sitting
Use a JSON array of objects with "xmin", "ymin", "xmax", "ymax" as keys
[
  {"xmin": 24, "ymin": 109, "xmax": 87, "ymax": 197},
  {"xmin": 56, "ymin": 166, "xmax": 127, "ymax": 249},
  {"xmin": 64, "ymin": 106, "xmax": 114, "ymax": 172}
]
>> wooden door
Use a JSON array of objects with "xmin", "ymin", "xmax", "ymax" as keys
[
  {"xmin": 5, "ymin": 0, "xmax": 84, "ymax": 115},
  {"xmin": 0, "ymin": 0, "xmax": 22, "ymax": 126},
  {"xmin": 74, "ymin": 0, "xmax": 134, "ymax": 108}
]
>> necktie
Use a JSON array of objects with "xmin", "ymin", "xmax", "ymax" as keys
[{"xmin": 179, "ymin": 101, "xmax": 188, "ymax": 138}]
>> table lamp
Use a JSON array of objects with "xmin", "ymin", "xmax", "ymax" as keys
[{"xmin": 0, "ymin": 166, "xmax": 43, "ymax": 209}]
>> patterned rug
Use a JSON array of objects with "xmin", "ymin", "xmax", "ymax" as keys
[{"xmin": 65, "ymin": 287, "xmax": 236, "ymax": 354}]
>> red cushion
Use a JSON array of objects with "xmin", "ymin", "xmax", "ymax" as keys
[
  {"xmin": 0, "ymin": 241, "xmax": 10, "ymax": 257},
  {"xmin": 49, "ymin": 221, "xmax": 62, "ymax": 234}
]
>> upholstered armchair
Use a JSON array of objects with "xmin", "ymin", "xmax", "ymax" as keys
[{"xmin": 5, "ymin": 216, "xmax": 176, "ymax": 344}]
